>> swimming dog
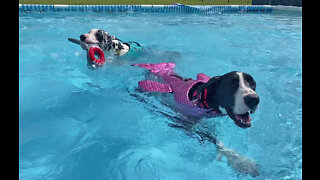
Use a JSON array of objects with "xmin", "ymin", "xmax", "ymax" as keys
[
  {"xmin": 132, "ymin": 63, "xmax": 260, "ymax": 176},
  {"xmin": 132, "ymin": 63, "xmax": 259, "ymax": 128},
  {"xmin": 68, "ymin": 29, "xmax": 142, "ymax": 67},
  {"xmin": 79, "ymin": 29, "xmax": 143, "ymax": 56}
]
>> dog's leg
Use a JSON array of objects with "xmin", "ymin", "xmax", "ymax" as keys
[
  {"xmin": 215, "ymin": 141, "xmax": 259, "ymax": 177},
  {"xmin": 172, "ymin": 121, "xmax": 260, "ymax": 177},
  {"xmin": 195, "ymin": 130, "xmax": 259, "ymax": 177}
]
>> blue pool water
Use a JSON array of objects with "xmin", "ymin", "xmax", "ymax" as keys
[{"xmin": 19, "ymin": 10, "xmax": 302, "ymax": 180}]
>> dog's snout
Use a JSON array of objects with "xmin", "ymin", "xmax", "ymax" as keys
[
  {"xmin": 80, "ymin": 34, "xmax": 86, "ymax": 41},
  {"xmin": 244, "ymin": 94, "xmax": 260, "ymax": 109}
]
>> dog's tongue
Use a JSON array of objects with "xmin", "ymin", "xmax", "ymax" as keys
[{"xmin": 235, "ymin": 112, "xmax": 251, "ymax": 123}]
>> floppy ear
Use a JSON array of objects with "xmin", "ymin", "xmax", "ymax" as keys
[
  {"xmin": 205, "ymin": 76, "xmax": 221, "ymax": 110},
  {"xmin": 206, "ymin": 76, "xmax": 221, "ymax": 89},
  {"xmin": 111, "ymin": 41, "xmax": 116, "ymax": 49},
  {"xmin": 117, "ymin": 42, "xmax": 124, "ymax": 50},
  {"xmin": 102, "ymin": 33, "xmax": 107, "ymax": 44},
  {"xmin": 205, "ymin": 76, "xmax": 221, "ymax": 98}
]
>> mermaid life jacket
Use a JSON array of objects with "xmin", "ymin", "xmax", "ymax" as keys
[{"xmin": 132, "ymin": 63, "xmax": 224, "ymax": 118}]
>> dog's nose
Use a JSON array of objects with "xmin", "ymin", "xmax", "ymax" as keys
[
  {"xmin": 80, "ymin": 34, "xmax": 86, "ymax": 41},
  {"xmin": 244, "ymin": 94, "xmax": 260, "ymax": 109}
]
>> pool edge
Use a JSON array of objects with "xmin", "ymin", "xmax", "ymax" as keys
[{"xmin": 18, "ymin": 4, "xmax": 302, "ymax": 13}]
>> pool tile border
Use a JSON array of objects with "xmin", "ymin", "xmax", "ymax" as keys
[{"xmin": 19, "ymin": 4, "xmax": 275, "ymax": 13}]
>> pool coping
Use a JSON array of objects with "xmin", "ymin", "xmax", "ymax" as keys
[{"xmin": 19, "ymin": 4, "xmax": 302, "ymax": 13}]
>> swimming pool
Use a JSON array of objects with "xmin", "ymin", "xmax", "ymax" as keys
[{"xmin": 19, "ymin": 8, "xmax": 302, "ymax": 180}]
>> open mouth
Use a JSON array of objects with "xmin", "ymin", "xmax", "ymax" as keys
[{"xmin": 226, "ymin": 109, "xmax": 252, "ymax": 128}]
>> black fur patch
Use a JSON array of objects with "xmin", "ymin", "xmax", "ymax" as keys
[{"xmin": 242, "ymin": 73, "xmax": 256, "ymax": 91}]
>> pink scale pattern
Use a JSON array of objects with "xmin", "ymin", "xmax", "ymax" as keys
[{"xmin": 133, "ymin": 63, "xmax": 224, "ymax": 118}]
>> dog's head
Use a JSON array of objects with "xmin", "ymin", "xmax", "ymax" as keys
[
  {"xmin": 80, "ymin": 29, "xmax": 109, "ymax": 45},
  {"xmin": 79, "ymin": 29, "xmax": 124, "ymax": 52},
  {"xmin": 206, "ymin": 71, "xmax": 259, "ymax": 128}
]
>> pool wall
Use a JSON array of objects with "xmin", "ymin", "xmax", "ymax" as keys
[
  {"xmin": 19, "ymin": 4, "xmax": 302, "ymax": 13},
  {"xmin": 19, "ymin": 4, "xmax": 277, "ymax": 13}
]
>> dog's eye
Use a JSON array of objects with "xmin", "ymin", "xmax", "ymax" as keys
[
  {"xmin": 246, "ymin": 79, "xmax": 256, "ymax": 91},
  {"xmin": 97, "ymin": 30, "xmax": 104, "ymax": 35},
  {"xmin": 243, "ymin": 73, "xmax": 254, "ymax": 82},
  {"xmin": 248, "ymin": 77, "xmax": 256, "ymax": 90},
  {"xmin": 243, "ymin": 73, "xmax": 256, "ymax": 90},
  {"xmin": 250, "ymin": 82, "xmax": 256, "ymax": 91}
]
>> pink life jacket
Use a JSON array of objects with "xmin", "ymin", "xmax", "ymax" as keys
[{"xmin": 132, "ymin": 63, "xmax": 224, "ymax": 118}]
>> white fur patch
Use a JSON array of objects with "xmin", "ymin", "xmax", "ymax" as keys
[
  {"xmin": 83, "ymin": 29, "xmax": 108, "ymax": 44},
  {"xmin": 83, "ymin": 33, "xmax": 99, "ymax": 44},
  {"xmin": 233, "ymin": 72, "xmax": 256, "ymax": 114}
]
